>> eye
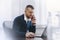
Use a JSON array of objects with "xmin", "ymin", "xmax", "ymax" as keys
[{"xmin": 29, "ymin": 12, "xmax": 33, "ymax": 13}]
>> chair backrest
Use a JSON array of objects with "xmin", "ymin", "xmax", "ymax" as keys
[{"xmin": 3, "ymin": 21, "xmax": 13, "ymax": 29}]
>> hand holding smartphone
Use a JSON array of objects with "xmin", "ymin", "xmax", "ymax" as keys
[{"xmin": 31, "ymin": 15, "xmax": 36, "ymax": 26}]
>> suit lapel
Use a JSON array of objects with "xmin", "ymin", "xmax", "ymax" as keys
[{"xmin": 22, "ymin": 14, "xmax": 27, "ymax": 28}]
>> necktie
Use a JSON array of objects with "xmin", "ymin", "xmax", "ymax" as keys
[{"xmin": 27, "ymin": 21, "xmax": 32, "ymax": 31}]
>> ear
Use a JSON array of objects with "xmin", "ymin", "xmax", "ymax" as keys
[
  {"xmin": 25, "ymin": 10, "xmax": 26, "ymax": 12},
  {"xmin": 25, "ymin": 9, "xmax": 27, "ymax": 12}
]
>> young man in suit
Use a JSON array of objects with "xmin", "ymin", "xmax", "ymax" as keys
[{"xmin": 13, "ymin": 5, "xmax": 36, "ymax": 38}]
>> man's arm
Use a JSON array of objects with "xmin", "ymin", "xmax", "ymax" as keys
[
  {"xmin": 29, "ymin": 15, "xmax": 36, "ymax": 33},
  {"xmin": 13, "ymin": 17, "xmax": 26, "ymax": 37},
  {"xmin": 29, "ymin": 25, "xmax": 36, "ymax": 33}
]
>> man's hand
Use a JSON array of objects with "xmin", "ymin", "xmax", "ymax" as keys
[
  {"xmin": 31, "ymin": 15, "xmax": 36, "ymax": 26},
  {"xmin": 26, "ymin": 32, "xmax": 35, "ymax": 38}
]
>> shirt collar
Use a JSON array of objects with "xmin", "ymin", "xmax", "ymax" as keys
[{"xmin": 24, "ymin": 14, "xmax": 31, "ymax": 22}]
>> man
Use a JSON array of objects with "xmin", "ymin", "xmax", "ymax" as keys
[{"xmin": 13, "ymin": 5, "xmax": 36, "ymax": 38}]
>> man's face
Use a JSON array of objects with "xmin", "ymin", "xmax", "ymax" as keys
[{"xmin": 25, "ymin": 7, "xmax": 34, "ymax": 18}]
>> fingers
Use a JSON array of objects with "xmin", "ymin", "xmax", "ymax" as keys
[
  {"xmin": 26, "ymin": 32, "xmax": 35, "ymax": 38},
  {"xmin": 31, "ymin": 15, "xmax": 36, "ymax": 24},
  {"xmin": 29, "ymin": 34, "xmax": 35, "ymax": 38},
  {"xmin": 31, "ymin": 15, "xmax": 36, "ymax": 20},
  {"xmin": 26, "ymin": 33, "xmax": 30, "ymax": 38}
]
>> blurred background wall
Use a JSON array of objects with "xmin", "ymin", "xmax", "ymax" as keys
[{"xmin": 0, "ymin": 0, "xmax": 12, "ymax": 29}]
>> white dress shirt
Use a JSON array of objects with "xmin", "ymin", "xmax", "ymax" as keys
[
  {"xmin": 24, "ymin": 14, "xmax": 31, "ymax": 23},
  {"xmin": 24, "ymin": 14, "xmax": 31, "ymax": 32}
]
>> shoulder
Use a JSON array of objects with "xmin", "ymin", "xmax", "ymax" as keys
[{"xmin": 14, "ymin": 14, "xmax": 24, "ymax": 21}]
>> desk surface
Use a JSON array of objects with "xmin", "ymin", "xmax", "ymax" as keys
[{"xmin": 5, "ymin": 37, "xmax": 43, "ymax": 40}]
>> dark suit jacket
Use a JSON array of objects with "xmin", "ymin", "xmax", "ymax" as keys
[{"xmin": 13, "ymin": 14, "xmax": 36, "ymax": 36}]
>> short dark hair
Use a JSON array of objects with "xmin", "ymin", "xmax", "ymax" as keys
[{"xmin": 26, "ymin": 5, "xmax": 34, "ymax": 9}]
